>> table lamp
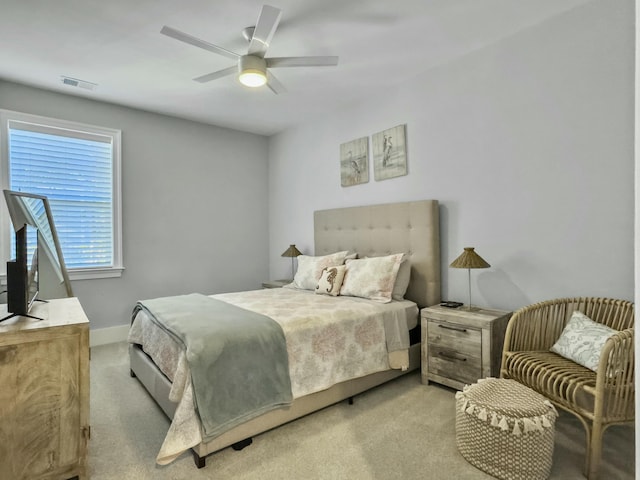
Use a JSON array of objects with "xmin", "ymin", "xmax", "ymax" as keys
[
  {"xmin": 281, "ymin": 244, "xmax": 302, "ymax": 280},
  {"xmin": 449, "ymin": 247, "xmax": 490, "ymax": 311}
]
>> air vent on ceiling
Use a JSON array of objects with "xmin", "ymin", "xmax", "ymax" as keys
[{"xmin": 60, "ymin": 76, "xmax": 97, "ymax": 91}]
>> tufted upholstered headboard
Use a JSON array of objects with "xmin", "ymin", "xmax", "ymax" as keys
[{"xmin": 314, "ymin": 200, "xmax": 441, "ymax": 308}]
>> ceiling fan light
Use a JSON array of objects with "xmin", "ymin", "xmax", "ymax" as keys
[
  {"xmin": 238, "ymin": 55, "xmax": 267, "ymax": 88},
  {"xmin": 239, "ymin": 70, "xmax": 267, "ymax": 87}
]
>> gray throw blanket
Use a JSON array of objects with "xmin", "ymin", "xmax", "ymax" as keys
[{"xmin": 133, "ymin": 293, "xmax": 292, "ymax": 441}]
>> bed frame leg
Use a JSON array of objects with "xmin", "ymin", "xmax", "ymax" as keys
[
  {"xmin": 129, "ymin": 369, "xmax": 136, "ymax": 378},
  {"xmin": 348, "ymin": 396, "xmax": 354, "ymax": 405},
  {"xmin": 192, "ymin": 450, "xmax": 206, "ymax": 468},
  {"xmin": 232, "ymin": 437, "xmax": 253, "ymax": 451}
]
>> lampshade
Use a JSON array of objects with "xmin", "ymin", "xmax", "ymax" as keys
[
  {"xmin": 449, "ymin": 247, "xmax": 490, "ymax": 311},
  {"xmin": 281, "ymin": 244, "xmax": 302, "ymax": 281},
  {"xmin": 238, "ymin": 55, "xmax": 267, "ymax": 87},
  {"xmin": 281, "ymin": 245, "xmax": 302, "ymax": 258},
  {"xmin": 449, "ymin": 247, "xmax": 490, "ymax": 269}
]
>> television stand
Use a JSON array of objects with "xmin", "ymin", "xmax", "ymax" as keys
[
  {"xmin": 0, "ymin": 312, "xmax": 44, "ymax": 323},
  {"xmin": 0, "ymin": 299, "xmax": 48, "ymax": 323},
  {"xmin": 0, "ymin": 297, "xmax": 90, "ymax": 479}
]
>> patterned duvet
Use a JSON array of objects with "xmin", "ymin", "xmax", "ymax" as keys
[{"xmin": 128, "ymin": 287, "xmax": 418, "ymax": 464}]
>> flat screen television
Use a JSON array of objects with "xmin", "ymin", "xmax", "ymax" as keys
[
  {"xmin": 2, "ymin": 224, "xmax": 40, "ymax": 322},
  {"xmin": 2, "ymin": 190, "xmax": 73, "ymax": 322}
]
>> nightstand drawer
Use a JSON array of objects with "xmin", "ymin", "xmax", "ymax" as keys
[
  {"xmin": 428, "ymin": 345, "xmax": 482, "ymax": 385},
  {"xmin": 427, "ymin": 319, "xmax": 481, "ymax": 357}
]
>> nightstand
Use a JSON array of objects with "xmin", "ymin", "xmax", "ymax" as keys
[
  {"xmin": 261, "ymin": 279, "xmax": 291, "ymax": 289},
  {"xmin": 420, "ymin": 305, "xmax": 511, "ymax": 390}
]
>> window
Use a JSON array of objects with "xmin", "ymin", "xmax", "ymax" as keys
[{"xmin": 1, "ymin": 110, "xmax": 123, "ymax": 279}]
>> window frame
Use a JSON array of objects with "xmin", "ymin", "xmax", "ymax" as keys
[{"xmin": 0, "ymin": 109, "xmax": 123, "ymax": 280}]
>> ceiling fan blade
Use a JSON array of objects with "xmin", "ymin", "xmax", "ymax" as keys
[
  {"xmin": 161, "ymin": 25, "xmax": 239, "ymax": 61},
  {"xmin": 266, "ymin": 71, "xmax": 286, "ymax": 95},
  {"xmin": 193, "ymin": 66, "xmax": 237, "ymax": 83},
  {"xmin": 247, "ymin": 5, "xmax": 283, "ymax": 57},
  {"xmin": 266, "ymin": 56, "xmax": 339, "ymax": 68}
]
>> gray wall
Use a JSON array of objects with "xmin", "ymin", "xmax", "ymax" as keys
[
  {"xmin": 0, "ymin": 80, "xmax": 269, "ymax": 330},
  {"xmin": 268, "ymin": 0, "xmax": 634, "ymax": 311},
  {"xmin": 0, "ymin": 0, "xmax": 632, "ymax": 329}
]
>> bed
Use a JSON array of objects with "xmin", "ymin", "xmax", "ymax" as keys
[{"xmin": 128, "ymin": 199, "xmax": 441, "ymax": 468}]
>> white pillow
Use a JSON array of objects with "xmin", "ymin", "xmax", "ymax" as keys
[
  {"xmin": 392, "ymin": 256, "xmax": 411, "ymax": 301},
  {"xmin": 290, "ymin": 251, "xmax": 348, "ymax": 290},
  {"xmin": 315, "ymin": 265, "xmax": 347, "ymax": 296},
  {"xmin": 550, "ymin": 311, "xmax": 617, "ymax": 371},
  {"xmin": 340, "ymin": 253, "xmax": 405, "ymax": 303}
]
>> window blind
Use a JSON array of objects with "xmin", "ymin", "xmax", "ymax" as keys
[{"xmin": 8, "ymin": 124, "xmax": 114, "ymax": 269}]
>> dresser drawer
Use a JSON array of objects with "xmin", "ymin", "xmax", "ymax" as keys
[
  {"xmin": 427, "ymin": 319, "xmax": 482, "ymax": 357},
  {"xmin": 428, "ymin": 345, "xmax": 482, "ymax": 385}
]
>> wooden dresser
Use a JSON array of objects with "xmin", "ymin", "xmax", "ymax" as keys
[
  {"xmin": 0, "ymin": 297, "xmax": 90, "ymax": 480},
  {"xmin": 421, "ymin": 305, "xmax": 511, "ymax": 390}
]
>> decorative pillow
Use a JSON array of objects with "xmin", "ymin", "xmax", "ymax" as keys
[
  {"xmin": 392, "ymin": 256, "xmax": 411, "ymax": 301},
  {"xmin": 290, "ymin": 251, "xmax": 348, "ymax": 290},
  {"xmin": 340, "ymin": 253, "xmax": 405, "ymax": 303},
  {"xmin": 550, "ymin": 311, "xmax": 617, "ymax": 371},
  {"xmin": 315, "ymin": 265, "xmax": 347, "ymax": 296}
]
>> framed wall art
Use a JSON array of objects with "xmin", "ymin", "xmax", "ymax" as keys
[
  {"xmin": 372, "ymin": 124, "xmax": 407, "ymax": 181},
  {"xmin": 340, "ymin": 136, "xmax": 369, "ymax": 187}
]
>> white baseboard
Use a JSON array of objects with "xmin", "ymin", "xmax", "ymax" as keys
[{"xmin": 90, "ymin": 324, "xmax": 129, "ymax": 347}]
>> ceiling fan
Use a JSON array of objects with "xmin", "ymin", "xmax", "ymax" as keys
[{"xmin": 161, "ymin": 4, "xmax": 339, "ymax": 94}]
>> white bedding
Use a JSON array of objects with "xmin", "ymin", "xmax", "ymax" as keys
[{"xmin": 128, "ymin": 287, "xmax": 418, "ymax": 464}]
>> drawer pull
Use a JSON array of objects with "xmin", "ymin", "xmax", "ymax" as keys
[
  {"xmin": 438, "ymin": 324, "xmax": 467, "ymax": 333},
  {"xmin": 438, "ymin": 351, "xmax": 467, "ymax": 362}
]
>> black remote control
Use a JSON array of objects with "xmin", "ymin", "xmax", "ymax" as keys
[{"xmin": 440, "ymin": 301, "xmax": 463, "ymax": 308}]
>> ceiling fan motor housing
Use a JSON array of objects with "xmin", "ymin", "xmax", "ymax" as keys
[{"xmin": 239, "ymin": 55, "xmax": 267, "ymax": 74}]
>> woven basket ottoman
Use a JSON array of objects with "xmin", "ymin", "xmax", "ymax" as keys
[{"xmin": 455, "ymin": 378, "xmax": 558, "ymax": 480}]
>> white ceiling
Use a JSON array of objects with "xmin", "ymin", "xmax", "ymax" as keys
[{"xmin": 0, "ymin": 0, "xmax": 590, "ymax": 136}]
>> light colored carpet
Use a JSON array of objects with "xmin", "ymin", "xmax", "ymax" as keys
[{"xmin": 88, "ymin": 342, "xmax": 634, "ymax": 479}]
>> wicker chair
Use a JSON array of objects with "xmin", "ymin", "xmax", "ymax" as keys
[{"xmin": 500, "ymin": 297, "xmax": 634, "ymax": 480}]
